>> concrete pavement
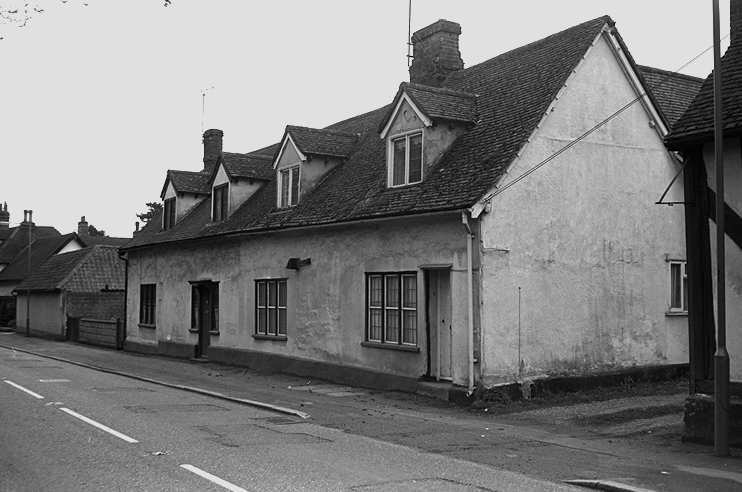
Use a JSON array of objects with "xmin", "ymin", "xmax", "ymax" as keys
[
  {"xmin": 0, "ymin": 344, "xmax": 577, "ymax": 491},
  {"xmin": 2, "ymin": 333, "xmax": 742, "ymax": 491}
]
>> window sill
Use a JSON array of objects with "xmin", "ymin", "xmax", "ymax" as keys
[
  {"xmin": 138, "ymin": 323, "xmax": 156, "ymax": 329},
  {"xmin": 188, "ymin": 329, "xmax": 220, "ymax": 335},
  {"xmin": 361, "ymin": 341, "xmax": 419, "ymax": 353},
  {"xmin": 665, "ymin": 311, "xmax": 688, "ymax": 317},
  {"xmin": 253, "ymin": 334, "xmax": 288, "ymax": 342}
]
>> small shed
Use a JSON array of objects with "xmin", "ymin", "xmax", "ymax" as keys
[{"xmin": 14, "ymin": 245, "xmax": 125, "ymax": 340}]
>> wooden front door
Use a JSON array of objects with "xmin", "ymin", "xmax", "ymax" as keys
[
  {"xmin": 192, "ymin": 282, "xmax": 218, "ymax": 358},
  {"xmin": 427, "ymin": 269, "xmax": 452, "ymax": 380}
]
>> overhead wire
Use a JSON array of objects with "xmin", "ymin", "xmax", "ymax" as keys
[{"xmin": 478, "ymin": 31, "xmax": 730, "ymax": 206}]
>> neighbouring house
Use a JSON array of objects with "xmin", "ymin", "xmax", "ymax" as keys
[
  {"xmin": 13, "ymin": 245, "xmax": 126, "ymax": 339},
  {"xmin": 75, "ymin": 216, "xmax": 131, "ymax": 247},
  {"xmin": 121, "ymin": 15, "xmax": 701, "ymax": 391},
  {"xmin": 0, "ymin": 209, "xmax": 76, "ymax": 326},
  {"xmin": 665, "ymin": 0, "xmax": 742, "ymax": 442}
]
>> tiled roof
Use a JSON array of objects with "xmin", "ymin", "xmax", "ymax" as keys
[
  {"xmin": 667, "ymin": 38, "xmax": 742, "ymax": 145},
  {"xmin": 125, "ymin": 16, "xmax": 614, "ymax": 250},
  {"xmin": 222, "ymin": 152, "xmax": 274, "ymax": 181},
  {"xmin": 385, "ymin": 82, "xmax": 478, "ymax": 128},
  {"xmin": 14, "ymin": 245, "xmax": 124, "ymax": 293},
  {"xmin": 0, "ymin": 226, "xmax": 60, "ymax": 264},
  {"xmin": 162, "ymin": 170, "xmax": 211, "ymax": 197},
  {"xmin": 637, "ymin": 66, "xmax": 703, "ymax": 127},
  {"xmin": 285, "ymin": 126, "xmax": 359, "ymax": 159},
  {"xmin": 0, "ymin": 233, "xmax": 78, "ymax": 282}
]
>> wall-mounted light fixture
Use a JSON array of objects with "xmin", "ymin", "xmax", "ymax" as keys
[{"xmin": 286, "ymin": 257, "xmax": 311, "ymax": 270}]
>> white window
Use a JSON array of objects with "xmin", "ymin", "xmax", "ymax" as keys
[
  {"xmin": 366, "ymin": 272, "xmax": 417, "ymax": 346},
  {"xmin": 669, "ymin": 260, "xmax": 687, "ymax": 313},
  {"xmin": 278, "ymin": 165, "xmax": 300, "ymax": 208},
  {"xmin": 388, "ymin": 132, "xmax": 423, "ymax": 187}
]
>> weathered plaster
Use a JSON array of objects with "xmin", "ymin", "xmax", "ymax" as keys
[
  {"xmin": 126, "ymin": 214, "xmax": 476, "ymax": 384},
  {"xmin": 478, "ymin": 33, "xmax": 687, "ymax": 383},
  {"xmin": 703, "ymin": 138, "xmax": 742, "ymax": 381}
]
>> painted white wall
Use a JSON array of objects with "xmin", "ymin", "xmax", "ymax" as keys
[
  {"xmin": 57, "ymin": 238, "xmax": 83, "ymax": 255},
  {"xmin": 478, "ymin": 31, "xmax": 688, "ymax": 384},
  {"xmin": 703, "ymin": 138, "xmax": 742, "ymax": 381}
]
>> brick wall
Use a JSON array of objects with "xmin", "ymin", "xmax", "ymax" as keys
[{"xmin": 67, "ymin": 291, "xmax": 124, "ymax": 320}]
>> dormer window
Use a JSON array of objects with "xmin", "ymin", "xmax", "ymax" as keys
[
  {"xmin": 212, "ymin": 183, "xmax": 228, "ymax": 221},
  {"xmin": 279, "ymin": 165, "xmax": 300, "ymax": 208},
  {"xmin": 163, "ymin": 197, "xmax": 176, "ymax": 230},
  {"xmin": 390, "ymin": 132, "xmax": 423, "ymax": 187}
]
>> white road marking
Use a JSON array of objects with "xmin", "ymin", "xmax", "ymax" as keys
[
  {"xmin": 180, "ymin": 464, "xmax": 247, "ymax": 492},
  {"xmin": 3, "ymin": 379, "xmax": 44, "ymax": 399},
  {"xmin": 59, "ymin": 407, "xmax": 138, "ymax": 443},
  {"xmin": 39, "ymin": 379, "xmax": 70, "ymax": 383}
]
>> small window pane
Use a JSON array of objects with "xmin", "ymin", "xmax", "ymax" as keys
[
  {"xmin": 369, "ymin": 309, "xmax": 383, "ymax": 341},
  {"xmin": 385, "ymin": 310, "xmax": 399, "ymax": 342},
  {"xmin": 280, "ymin": 169, "xmax": 290, "ymax": 207},
  {"xmin": 257, "ymin": 308, "xmax": 267, "ymax": 334},
  {"xmin": 268, "ymin": 281, "xmax": 277, "ymax": 307},
  {"xmin": 278, "ymin": 280, "xmax": 287, "ymax": 308},
  {"xmin": 369, "ymin": 276, "xmax": 383, "ymax": 306},
  {"xmin": 268, "ymin": 309, "xmax": 277, "ymax": 335},
  {"xmin": 392, "ymin": 139, "xmax": 406, "ymax": 186},
  {"xmin": 670, "ymin": 263, "xmax": 681, "ymax": 309},
  {"xmin": 291, "ymin": 167, "xmax": 300, "ymax": 205},
  {"xmin": 278, "ymin": 308, "xmax": 287, "ymax": 335},
  {"xmin": 257, "ymin": 282, "xmax": 266, "ymax": 307},
  {"xmin": 403, "ymin": 311, "xmax": 417, "ymax": 345},
  {"xmin": 386, "ymin": 275, "xmax": 399, "ymax": 307},
  {"xmin": 402, "ymin": 275, "xmax": 416, "ymax": 308},
  {"xmin": 408, "ymin": 134, "xmax": 422, "ymax": 183}
]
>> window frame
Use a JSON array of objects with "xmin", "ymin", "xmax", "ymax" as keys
[
  {"xmin": 139, "ymin": 283, "xmax": 156, "ymax": 327},
  {"xmin": 364, "ymin": 272, "xmax": 418, "ymax": 348},
  {"xmin": 668, "ymin": 260, "xmax": 688, "ymax": 314},
  {"xmin": 277, "ymin": 165, "xmax": 301, "ymax": 208},
  {"xmin": 212, "ymin": 183, "xmax": 229, "ymax": 222},
  {"xmin": 254, "ymin": 278, "xmax": 288, "ymax": 340},
  {"xmin": 163, "ymin": 197, "xmax": 176, "ymax": 230},
  {"xmin": 387, "ymin": 130, "xmax": 424, "ymax": 188}
]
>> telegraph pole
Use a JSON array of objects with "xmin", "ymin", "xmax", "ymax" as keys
[
  {"xmin": 712, "ymin": 0, "xmax": 729, "ymax": 457},
  {"xmin": 25, "ymin": 210, "xmax": 32, "ymax": 337}
]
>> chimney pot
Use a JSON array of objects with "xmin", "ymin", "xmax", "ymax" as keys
[
  {"xmin": 202, "ymin": 129, "xmax": 224, "ymax": 175},
  {"xmin": 409, "ymin": 19, "xmax": 464, "ymax": 87}
]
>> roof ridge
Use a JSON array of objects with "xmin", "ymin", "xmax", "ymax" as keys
[
  {"xmin": 449, "ymin": 15, "xmax": 612, "ymax": 80},
  {"xmin": 637, "ymin": 64, "xmax": 705, "ymax": 83},
  {"xmin": 402, "ymin": 82, "xmax": 478, "ymax": 98},
  {"xmin": 286, "ymin": 125, "xmax": 359, "ymax": 138}
]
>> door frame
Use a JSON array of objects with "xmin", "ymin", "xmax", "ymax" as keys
[
  {"xmin": 422, "ymin": 265, "xmax": 452, "ymax": 381},
  {"xmin": 189, "ymin": 280, "xmax": 219, "ymax": 359}
]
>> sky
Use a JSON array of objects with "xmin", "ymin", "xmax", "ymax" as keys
[{"xmin": 0, "ymin": 0, "xmax": 733, "ymax": 237}]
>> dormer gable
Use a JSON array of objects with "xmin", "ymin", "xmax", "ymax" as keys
[
  {"xmin": 272, "ymin": 126, "xmax": 358, "ymax": 208},
  {"xmin": 160, "ymin": 170, "xmax": 210, "ymax": 230},
  {"xmin": 208, "ymin": 152, "xmax": 272, "ymax": 222},
  {"xmin": 379, "ymin": 82, "xmax": 477, "ymax": 187}
]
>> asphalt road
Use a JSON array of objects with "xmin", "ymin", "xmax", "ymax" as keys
[{"xmin": 0, "ymin": 346, "xmax": 575, "ymax": 492}]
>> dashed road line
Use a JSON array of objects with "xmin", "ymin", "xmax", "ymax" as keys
[
  {"xmin": 59, "ymin": 407, "xmax": 139, "ymax": 443},
  {"xmin": 3, "ymin": 379, "xmax": 44, "ymax": 399},
  {"xmin": 180, "ymin": 464, "xmax": 248, "ymax": 492},
  {"xmin": 39, "ymin": 379, "xmax": 70, "ymax": 383}
]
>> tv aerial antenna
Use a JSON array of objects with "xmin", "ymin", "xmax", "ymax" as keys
[{"xmin": 201, "ymin": 86, "xmax": 215, "ymax": 133}]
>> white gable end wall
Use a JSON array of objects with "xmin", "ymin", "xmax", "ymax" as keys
[
  {"xmin": 57, "ymin": 239, "xmax": 84, "ymax": 255},
  {"xmin": 478, "ymin": 32, "xmax": 687, "ymax": 384}
]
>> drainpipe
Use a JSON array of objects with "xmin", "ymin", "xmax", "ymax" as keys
[{"xmin": 461, "ymin": 211, "xmax": 475, "ymax": 394}]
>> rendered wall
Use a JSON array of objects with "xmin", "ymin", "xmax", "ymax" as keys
[
  {"xmin": 125, "ymin": 214, "xmax": 475, "ymax": 384},
  {"xmin": 478, "ymin": 33, "xmax": 688, "ymax": 383},
  {"xmin": 703, "ymin": 138, "xmax": 742, "ymax": 381}
]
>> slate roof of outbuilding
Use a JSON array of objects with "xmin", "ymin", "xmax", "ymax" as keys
[
  {"xmin": 284, "ymin": 126, "xmax": 360, "ymax": 159},
  {"xmin": 382, "ymin": 82, "xmax": 478, "ymax": 130},
  {"xmin": 637, "ymin": 66, "xmax": 704, "ymax": 127},
  {"xmin": 124, "ymin": 15, "xmax": 640, "ymax": 250},
  {"xmin": 0, "ymin": 226, "xmax": 60, "ymax": 264},
  {"xmin": 667, "ymin": 36, "xmax": 742, "ymax": 145},
  {"xmin": 14, "ymin": 245, "xmax": 124, "ymax": 293},
  {"xmin": 0, "ymin": 233, "xmax": 80, "ymax": 282}
]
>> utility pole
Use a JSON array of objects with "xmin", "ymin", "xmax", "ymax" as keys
[
  {"xmin": 25, "ymin": 210, "xmax": 32, "ymax": 337},
  {"xmin": 712, "ymin": 0, "xmax": 729, "ymax": 457}
]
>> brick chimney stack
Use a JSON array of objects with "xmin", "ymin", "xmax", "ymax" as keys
[
  {"xmin": 409, "ymin": 19, "xmax": 464, "ymax": 87},
  {"xmin": 20, "ymin": 210, "xmax": 34, "ymax": 245},
  {"xmin": 0, "ymin": 202, "xmax": 8, "ymax": 230},
  {"xmin": 202, "ymin": 129, "xmax": 223, "ymax": 175},
  {"xmin": 732, "ymin": 0, "xmax": 742, "ymax": 45},
  {"xmin": 78, "ymin": 216, "xmax": 89, "ymax": 235}
]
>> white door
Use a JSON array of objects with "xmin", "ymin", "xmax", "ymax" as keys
[{"xmin": 428, "ymin": 270, "xmax": 452, "ymax": 380}]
